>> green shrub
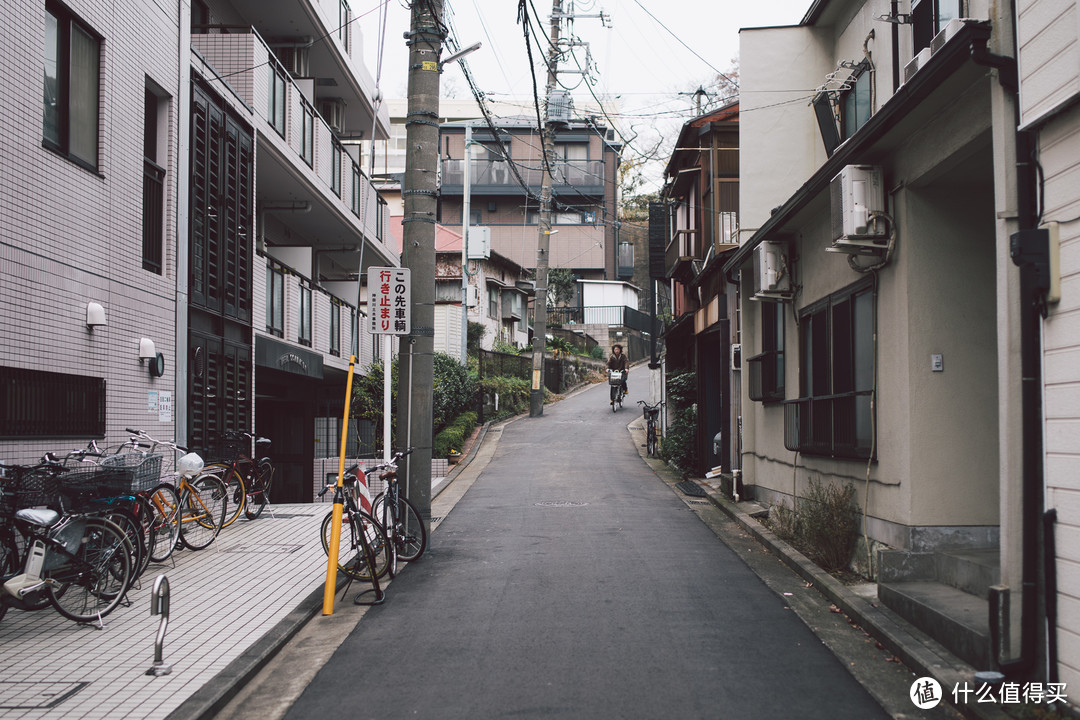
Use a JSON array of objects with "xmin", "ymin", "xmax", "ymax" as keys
[
  {"xmin": 492, "ymin": 339, "xmax": 521, "ymax": 355},
  {"xmin": 589, "ymin": 345, "xmax": 605, "ymax": 360},
  {"xmin": 659, "ymin": 370, "xmax": 698, "ymax": 470},
  {"xmin": 433, "ymin": 410, "xmax": 478, "ymax": 457},
  {"xmin": 467, "ymin": 322, "xmax": 487, "ymax": 354},
  {"xmin": 479, "ymin": 375, "xmax": 547, "ymax": 422},
  {"xmin": 432, "ymin": 352, "xmax": 476, "ymax": 434}
]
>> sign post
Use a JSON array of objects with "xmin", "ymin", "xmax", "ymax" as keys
[{"xmin": 368, "ymin": 267, "xmax": 411, "ymax": 464}]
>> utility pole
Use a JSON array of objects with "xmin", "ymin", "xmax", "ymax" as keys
[
  {"xmin": 529, "ymin": 0, "xmax": 564, "ymax": 418},
  {"xmin": 398, "ymin": 0, "xmax": 445, "ymax": 529}
]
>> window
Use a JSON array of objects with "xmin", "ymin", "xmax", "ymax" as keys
[
  {"xmin": 913, "ymin": 0, "xmax": 963, "ymax": 54},
  {"xmin": 266, "ymin": 264, "xmax": 284, "ymax": 336},
  {"xmin": 350, "ymin": 308, "xmax": 358, "ymax": 356},
  {"xmin": 785, "ymin": 280, "xmax": 874, "ymax": 459},
  {"xmin": 329, "ymin": 302, "xmax": 340, "ymax": 356},
  {"xmin": 331, "ymin": 140, "xmax": 342, "ymax": 197},
  {"xmin": 339, "ymin": 0, "xmax": 350, "ymax": 45},
  {"xmin": 748, "ymin": 302, "xmax": 785, "ymax": 402},
  {"xmin": 488, "ymin": 287, "xmax": 499, "ymax": 319},
  {"xmin": 0, "ymin": 367, "xmax": 105, "ymax": 439},
  {"xmin": 299, "ymin": 283, "xmax": 312, "ymax": 346},
  {"xmin": 351, "ymin": 164, "xmax": 361, "ymax": 216},
  {"xmin": 268, "ymin": 61, "xmax": 287, "ymax": 136},
  {"xmin": 840, "ymin": 66, "xmax": 872, "ymax": 140},
  {"xmin": 301, "ymin": 101, "xmax": 314, "ymax": 166},
  {"xmin": 376, "ymin": 196, "xmax": 386, "ymax": 240},
  {"xmin": 143, "ymin": 85, "xmax": 167, "ymax": 274},
  {"xmin": 44, "ymin": 1, "xmax": 101, "ymax": 170}
]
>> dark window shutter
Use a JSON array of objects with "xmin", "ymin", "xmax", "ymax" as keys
[{"xmin": 648, "ymin": 202, "xmax": 668, "ymax": 279}]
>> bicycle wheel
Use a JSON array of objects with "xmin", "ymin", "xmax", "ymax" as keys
[
  {"xmin": 104, "ymin": 506, "xmax": 147, "ymax": 585},
  {"xmin": 244, "ymin": 461, "xmax": 273, "ymax": 520},
  {"xmin": 371, "ymin": 493, "xmax": 427, "ymax": 563},
  {"xmin": 320, "ymin": 510, "xmax": 389, "ymax": 580},
  {"xmin": 647, "ymin": 425, "xmax": 658, "ymax": 457},
  {"xmin": 46, "ymin": 517, "xmax": 132, "ymax": 623},
  {"xmin": 179, "ymin": 474, "xmax": 227, "ymax": 550},
  {"xmin": 205, "ymin": 464, "xmax": 245, "ymax": 528},
  {"xmin": 147, "ymin": 483, "xmax": 181, "ymax": 562},
  {"xmin": 0, "ymin": 534, "xmax": 19, "ymax": 623}
]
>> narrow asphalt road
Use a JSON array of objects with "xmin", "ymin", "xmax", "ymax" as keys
[{"xmin": 280, "ymin": 380, "xmax": 891, "ymax": 719}]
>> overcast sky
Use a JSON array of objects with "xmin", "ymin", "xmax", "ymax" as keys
[{"xmin": 358, "ymin": 0, "xmax": 812, "ymax": 189}]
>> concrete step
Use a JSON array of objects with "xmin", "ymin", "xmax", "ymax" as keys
[
  {"xmin": 936, "ymin": 548, "xmax": 998, "ymax": 600},
  {"xmin": 878, "ymin": 580, "xmax": 992, "ymax": 669}
]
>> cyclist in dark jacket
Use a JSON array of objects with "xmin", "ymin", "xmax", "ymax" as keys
[{"xmin": 607, "ymin": 344, "xmax": 629, "ymax": 399}]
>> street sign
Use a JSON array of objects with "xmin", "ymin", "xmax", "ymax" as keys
[{"xmin": 368, "ymin": 267, "xmax": 410, "ymax": 335}]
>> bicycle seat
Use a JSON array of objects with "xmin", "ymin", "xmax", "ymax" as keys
[{"xmin": 15, "ymin": 507, "xmax": 60, "ymax": 528}]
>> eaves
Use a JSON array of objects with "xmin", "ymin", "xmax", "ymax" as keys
[{"xmin": 722, "ymin": 21, "xmax": 993, "ymax": 277}]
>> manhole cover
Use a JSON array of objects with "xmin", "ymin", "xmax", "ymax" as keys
[
  {"xmin": 534, "ymin": 501, "xmax": 589, "ymax": 507},
  {"xmin": 222, "ymin": 543, "xmax": 303, "ymax": 554},
  {"xmin": 0, "ymin": 681, "xmax": 89, "ymax": 709},
  {"xmin": 675, "ymin": 481, "xmax": 708, "ymax": 498}
]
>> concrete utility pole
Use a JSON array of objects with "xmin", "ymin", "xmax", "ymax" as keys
[
  {"xmin": 529, "ymin": 0, "xmax": 564, "ymax": 418},
  {"xmin": 398, "ymin": 0, "xmax": 445, "ymax": 529}
]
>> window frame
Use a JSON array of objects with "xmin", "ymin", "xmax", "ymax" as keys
[
  {"xmin": 785, "ymin": 278, "xmax": 875, "ymax": 460},
  {"xmin": 748, "ymin": 301, "xmax": 785, "ymax": 403},
  {"xmin": 839, "ymin": 63, "xmax": 873, "ymax": 141},
  {"xmin": 351, "ymin": 163, "xmax": 361, "ymax": 216},
  {"xmin": 301, "ymin": 100, "xmax": 315, "ymax": 166},
  {"xmin": 912, "ymin": 0, "xmax": 963, "ymax": 54},
  {"xmin": 331, "ymin": 140, "xmax": 342, "ymax": 197},
  {"xmin": 266, "ymin": 263, "xmax": 285, "ymax": 337},
  {"xmin": 268, "ymin": 60, "xmax": 287, "ymax": 137},
  {"xmin": 329, "ymin": 301, "xmax": 341, "ymax": 356},
  {"xmin": 43, "ymin": 0, "xmax": 101, "ymax": 171},
  {"xmin": 298, "ymin": 281, "xmax": 312, "ymax": 347},
  {"xmin": 0, "ymin": 367, "xmax": 105, "ymax": 439}
]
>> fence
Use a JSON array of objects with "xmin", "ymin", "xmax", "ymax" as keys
[{"xmin": 548, "ymin": 305, "xmax": 660, "ymax": 336}]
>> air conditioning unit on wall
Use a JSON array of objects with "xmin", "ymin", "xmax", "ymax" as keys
[
  {"xmin": 830, "ymin": 165, "xmax": 888, "ymax": 250},
  {"xmin": 752, "ymin": 239, "xmax": 792, "ymax": 302},
  {"xmin": 319, "ymin": 98, "xmax": 345, "ymax": 133}
]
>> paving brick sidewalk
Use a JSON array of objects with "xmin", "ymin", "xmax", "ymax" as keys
[{"xmin": 0, "ymin": 504, "xmax": 338, "ymax": 720}]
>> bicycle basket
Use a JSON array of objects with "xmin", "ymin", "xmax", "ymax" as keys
[
  {"xmin": 209, "ymin": 434, "xmax": 246, "ymax": 463},
  {"xmin": 608, "ymin": 370, "xmax": 624, "ymax": 386},
  {"xmin": 3, "ymin": 466, "xmax": 63, "ymax": 511},
  {"xmin": 56, "ymin": 465, "xmax": 129, "ymax": 510},
  {"xmin": 100, "ymin": 453, "xmax": 163, "ymax": 493}
]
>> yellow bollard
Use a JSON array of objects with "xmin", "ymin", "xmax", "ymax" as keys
[{"xmin": 323, "ymin": 355, "xmax": 357, "ymax": 615}]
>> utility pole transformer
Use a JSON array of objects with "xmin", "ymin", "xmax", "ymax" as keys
[
  {"xmin": 529, "ymin": 0, "xmax": 564, "ymax": 418},
  {"xmin": 399, "ymin": 0, "xmax": 445, "ymax": 529}
]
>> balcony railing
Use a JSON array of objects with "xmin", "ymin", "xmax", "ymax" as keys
[
  {"xmin": 666, "ymin": 228, "xmax": 702, "ymax": 281},
  {"xmin": 747, "ymin": 350, "xmax": 784, "ymax": 402},
  {"xmin": 191, "ymin": 29, "xmax": 387, "ymax": 249},
  {"xmin": 783, "ymin": 392, "xmax": 874, "ymax": 459},
  {"xmin": 548, "ymin": 305, "xmax": 658, "ymax": 335},
  {"xmin": 440, "ymin": 159, "xmax": 605, "ymax": 192}
]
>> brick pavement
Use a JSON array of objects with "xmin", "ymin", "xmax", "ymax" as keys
[{"xmin": 0, "ymin": 503, "xmax": 341, "ymax": 720}]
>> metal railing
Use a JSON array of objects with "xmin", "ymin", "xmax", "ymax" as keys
[
  {"xmin": 783, "ymin": 392, "xmax": 874, "ymax": 459},
  {"xmin": 440, "ymin": 159, "xmax": 605, "ymax": 189},
  {"xmin": 548, "ymin": 305, "xmax": 658, "ymax": 335},
  {"xmin": 747, "ymin": 351, "xmax": 784, "ymax": 403}
]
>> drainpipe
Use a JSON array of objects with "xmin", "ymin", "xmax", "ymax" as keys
[
  {"xmin": 971, "ymin": 25, "xmax": 1043, "ymax": 680},
  {"xmin": 890, "ymin": 1, "xmax": 899, "ymax": 93}
]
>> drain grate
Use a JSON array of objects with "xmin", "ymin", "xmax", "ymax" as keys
[
  {"xmin": 264, "ymin": 512, "xmax": 318, "ymax": 518},
  {"xmin": 675, "ymin": 481, "xmax": 708, "ymax": 498},
  {"xmin": 0, "ymin": 681, "xmax": 89, "ymax": 710},
  {"xmin": 686, "ymin": 500, "xmax": 710, "ymax": 506},
  {"xmin": 534, "ymin": 501, "xmax": 589, "ymax": 507},
  {"xmin": 222, "ymin": 543, "xmax": 303, "ymax": 554}
]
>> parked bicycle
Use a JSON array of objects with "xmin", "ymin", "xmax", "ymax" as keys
[
  {"xmin": 368, "ymin": 449, "xmax": 427, "ymax": 577},
  {"xmin": 638, "ymin": 400, "xmax": 663, "ymax": 457},
  {"xmin": 203, "ymin": 430, "xmax": 275, "ymax": 527},
  {"xmin": 122, "ymin": 429, "xmax": 227, "ymax": 555},
  {"xmin": 1, "ymin": 458, "xmax": 133, "ymax": 625},
  {"xmin": 609, "ymin": 370, "xmax": 626, "ymax": 411},
  {"xmin": 318, "ymin": 466, "xmax": 390, "ymax": 584}
]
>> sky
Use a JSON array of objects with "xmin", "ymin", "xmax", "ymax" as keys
[{"xmin": 357, "ymin": 0, "xmax": 812, "ymax": 190}]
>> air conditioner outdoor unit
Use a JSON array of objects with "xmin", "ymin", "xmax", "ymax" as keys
[
  {"xmin": 319, "ymin": 98, "xmax": 345, "ymax": 132},
  {"xmin": 466, "ymin": 226, "xmax": 491, "ymax": 260},
  {"xmin": 903, "ymin": 47, "xmax": 932, "ymax": 85},
  {"xmin": 830, "ymin": 165, "xmax": 888, "ymax": 250},
  {"xmin": 752, "ymin": 240, "xmax": 792, "ymax": 301},
  {"xmin": 930, "ymin": 18, "xmax": 970, "ymax": 54},
  {"xmin": 466, "ymin": 285, "xmax": 479, "ymax": 307}
]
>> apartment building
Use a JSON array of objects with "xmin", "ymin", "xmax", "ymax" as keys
[{"xmin": 0, "ymin": 0, "xmax": 395, "ymax": 503}]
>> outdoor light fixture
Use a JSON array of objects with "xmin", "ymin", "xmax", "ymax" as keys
[
  {"xmin": 139, "ymin": 338, "xmax": 166, "ymax": 378},
  {"xmin": 439, "ymin": 42, "xmax": 482, "ymax": 69},
  {"xmin": 86, "ymin": 302, "xmax": 106, "ymax": 329}
]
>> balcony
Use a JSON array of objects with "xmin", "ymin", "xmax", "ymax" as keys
[
  {"xmin": 440, "ymin": 159, "xmax": 606, "ymax": 196},
  {"xmin": 548, "ymin": 305, "xmax": 658, "ymax": 335},
  {"xmin": 783, "ymin": 392, "xmax": 874, "ymax": 459},
  {"xmin": 192, "ymin": 29, "xmax": 395, "ymax": 277},
  {"xmin": 666, "ymin": 228, "xmax": 702, "ymax": 282}
]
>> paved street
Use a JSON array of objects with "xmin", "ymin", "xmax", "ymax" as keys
[{"xmin": 280, "ymin": 380, "xmax": 892, "ymax": 720}]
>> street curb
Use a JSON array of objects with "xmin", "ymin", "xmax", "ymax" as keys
[{"xmin": 165, "ymin": 579, "xmax": 345, "ymax": 720}]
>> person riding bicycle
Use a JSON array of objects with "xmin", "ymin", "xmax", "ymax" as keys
[{"xmin": 607, "ymin": 343, "xmax": 629, "ymax": 402}]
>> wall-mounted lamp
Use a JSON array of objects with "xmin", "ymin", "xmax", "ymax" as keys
[
  {"xmin": 86, "ymin": 302, "xmax": 107, "ymax": 329},
  {"xmin": 139, "ymin": 339, "xmax": 166, "ymax": 378}
]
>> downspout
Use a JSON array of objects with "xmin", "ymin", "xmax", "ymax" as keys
[
  {"xmin": 971, "ymin": 28, "xmax": 1043, "ymax": 679},
  {"xmin": 890, "ymin": 0, "xmax": 900, "ymax": 93}
]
